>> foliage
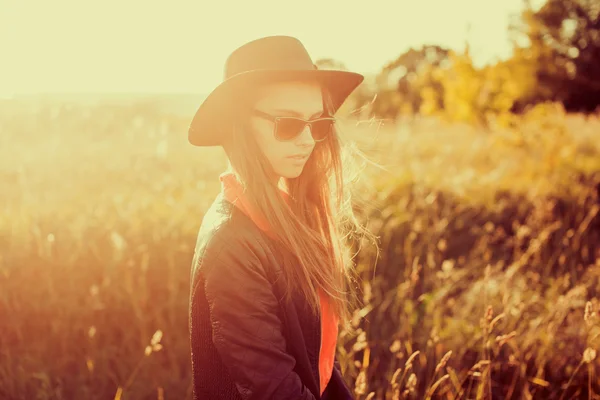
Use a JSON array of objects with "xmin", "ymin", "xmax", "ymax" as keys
[
  {"xmin": 371, "ymin": 45, "xmax": 449, "ymax": 119},
  {"xmin": 516, "ymin": 0, "xmax": 600, "ymax": 111},
  {"xmin": 350, "ymin": 0, "xmax": 600, "ymax": 124}
]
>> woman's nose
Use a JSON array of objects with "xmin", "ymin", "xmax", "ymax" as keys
[{"xmin": 295, "ymin": 124, "xmax": 315, "ymax": 146}]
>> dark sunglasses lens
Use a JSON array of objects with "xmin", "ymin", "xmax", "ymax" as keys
[
  {"xmin": 311, "ymin": 119, "xmax": 334, "ymax": 140},
  {"xmin": 275, "ymin": 118, "xmax": 334, "ymax": 141},
  {"xmin": 275, "ymin": 118, "xmax": 306, "ymax": 140}
]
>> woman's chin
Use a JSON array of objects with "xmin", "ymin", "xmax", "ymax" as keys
[{"xmin": 278, "ymin": 165, "xmax": 305, "ymax": 179}]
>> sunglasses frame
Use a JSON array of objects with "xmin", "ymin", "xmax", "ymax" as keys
[{"xmin": 251, "ymin": 108, "xmax": 336, "ymax": 142}]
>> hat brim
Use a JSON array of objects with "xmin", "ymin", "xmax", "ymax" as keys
[{"xmin": 188, "ymin": 69, "xmax": 364, "ymax": 147}]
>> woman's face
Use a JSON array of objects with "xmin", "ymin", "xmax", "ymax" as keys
[{"xmin": 249, "ymin": 80, "xmax": 324, "ymax": 181}]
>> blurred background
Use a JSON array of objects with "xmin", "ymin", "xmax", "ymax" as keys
[{"xmin": 2, "ymin": 0, "xmax": 600, "ymax": 399}]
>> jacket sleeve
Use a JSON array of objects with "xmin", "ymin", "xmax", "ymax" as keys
[{"xmin": 199, "ymin": 233, "xmax": 317, "ymax": 400}]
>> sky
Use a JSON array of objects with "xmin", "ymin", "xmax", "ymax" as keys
[{"xmin": 1, "ymin": 0, "xmax": 528, "ymax": 95}]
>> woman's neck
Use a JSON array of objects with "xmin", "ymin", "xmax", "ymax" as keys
[{"xmin": 225, "ymin": 164, "xmax": 287, "ymax": 194}]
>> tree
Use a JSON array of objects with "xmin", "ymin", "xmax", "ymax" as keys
[
  {"xmin": 511, "ymin": 0, "xmax": 600, "ymax": 111},
  {"xmin": 371, "ymin": 45, "xmax": 450, "ymax": 119}
]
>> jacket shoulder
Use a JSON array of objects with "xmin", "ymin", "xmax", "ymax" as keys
[
  {"xmin": 196, "ymin": 193, "xmax": 268, "ymax": 250},
  {"xmin": 190, "ymin": 194, "xmax": 275, "ymax": 290}
]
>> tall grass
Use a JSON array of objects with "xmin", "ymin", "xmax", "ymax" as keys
[{"xmin": 1, "ymin": 96, "xmax": 599, "ymax": 399}]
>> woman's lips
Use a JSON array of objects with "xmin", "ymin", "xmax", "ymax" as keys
[{"xmin": 288, "ymin": 154, "xmax": 309, "ymax": 161}]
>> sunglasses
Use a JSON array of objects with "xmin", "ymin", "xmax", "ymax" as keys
[{"xmin": 251, "ymin": 108, "xmax": 336, "ymax": 142}]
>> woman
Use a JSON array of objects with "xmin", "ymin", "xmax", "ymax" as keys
[{"xmin": 188, "ymin": 35, "xmax": 377, "ymax": 400}]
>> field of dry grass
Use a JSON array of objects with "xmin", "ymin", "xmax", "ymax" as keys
[{"xmin": 1, "ymin": 96, "xmax": 600, "ymax": 399}]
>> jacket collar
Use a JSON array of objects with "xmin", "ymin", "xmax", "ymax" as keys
[{"xmin": 219, "ymin": 171, "xmax": 290, "ymax": 240}]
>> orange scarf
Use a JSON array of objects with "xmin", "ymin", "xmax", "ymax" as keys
[{"xmin": 219, "ymin": 171, "xmax": 339, "ymax": 396}]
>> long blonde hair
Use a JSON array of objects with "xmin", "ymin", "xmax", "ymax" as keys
[{"xmin": 223, "ymin": 85, "xmax": 379, "ymax": 332}]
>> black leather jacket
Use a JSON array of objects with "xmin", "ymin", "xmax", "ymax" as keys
[{"xmin": 188, "ymin": 192, "xmax": 355, "ymax": 400}]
